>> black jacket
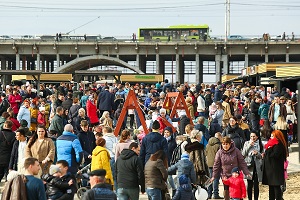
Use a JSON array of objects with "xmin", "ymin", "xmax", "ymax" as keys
[
  {"xmin": 62, "ymin": 98, "xmax": 73, "ymax": 111},
  {"xmin": 0, "ymin": 98, "xmax": 9, "ymax": 116},
  {"xmin": 262, "ymin": 142, "xmax": 286, "ymax": 186},
  {"xmin": 250, "ymin": 100, "xmax": 260, "ymax": 120},
  {"xmin": 0, "ymin": 129, "xmax": 16, "ymax": 166},
  {"xmin": 97, "ymin": 90, "xmax": 115, "ymax": 111},
  {"xmin": 82, "ymin": 183, "xmax": 116, "ymax": 200},
  {"xmin": 77, "ymin": 130, "xmax": 96, "ymax": 164},
  {"xmin": 116, "ymin": 149, "xmax": 145, "ymax": 193},
  {"xmin": 222, "ymin": 124, "xmax": 245, "ymax": 150},
  {"xmin": 9, "ymin": 137, "xmax": 29, "ymax": 170}
]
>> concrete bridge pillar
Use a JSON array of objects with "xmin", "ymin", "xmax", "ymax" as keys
[
  {"xmin": 12, "ymin": 60, "xmax": 16, "ymax": 70},
  {"xmin": 41, "ymin": 57, "xmax": 45, "ymax": 72},
  {"xmin": 56, "ymin": 54, "xmax": 60, "ymax": 68},
  {"xmin": 1, "ymin": 58, "xmax": 6, "ymax": 70},
  {"xmin": 51, "ymin": 61, "xmax": 54, "ymax": 72},
  {"xmin": 286, "ymin": 53, "xmax": 289, "ymax": 62},
  {"xmin": 46, "ymin": 60, "xmax": 50, "ymax": 72},
  {"xmin": 16, "ymin": 54, "xmax": 20, "ymax": 70},
  {"xmin": 222, "ymin": 55, "xmax": 229, "ymax": 75},
  {"xmin": 156, "ymin": 54, "xmax": 164, "ymax": 74},
  {"xmin": 245, "ymin": 54, "xmax": 249, "ymax": 68},
  {"xmin": 195, "ymin": 54, "xmax": 203, "ymax": 84},
  {"xmin": 137, "ymin": 54, "xmax": 146, "ymax": 73},
  {"xmin": 215, "ymin": 54, "xmax": 222, "ymax": 83},
  {"xmin": 265, "ymin": 53, "xmax": 268, "ymax": 63},
  {"xmin": 37, "ymin": 54, "xmax": 40, "ymax": 70},
  {"xmin": 176, "ymin": 54, "xmax": 184, "ymax": 83}
]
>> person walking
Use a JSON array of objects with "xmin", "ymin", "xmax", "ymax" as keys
[
  {"xmin": 116, "ymin": 142, "xmax": 145, "ymax": 200},
  {"xmin": 262, "ymin": 130, "xmax": 288, "ymax": 200}
]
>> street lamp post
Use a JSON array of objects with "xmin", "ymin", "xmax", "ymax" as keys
[{"xmin": 225, "ymin": 0, "xmax": 230, "ymax": 42}]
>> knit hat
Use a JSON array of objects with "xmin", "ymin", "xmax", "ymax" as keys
[
  {"xmin": 179, "ymin": 174, "xmax": 190, "ymax": 185},
  {"xmin": 231, "ymin": 167, "xmax": 240, "ymax": 174},
  {"xmin": 163, "ymin": 127, "xmax": 173, "ymax": 134},
  {"xmin": 20, "ymin": 119, "xmax": 28, "ymax": 127},
  {"xmin": 49, "ymin": 165, "xmax": 61, "ymax": 175},
  {"xmin": 181, "ymin": 153, "xmax": 189, "ymax": 160}
]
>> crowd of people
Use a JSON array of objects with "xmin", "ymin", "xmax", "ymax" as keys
[{"xmin": 0, "ymin": 79, "xmax": 297, "ymax": 200}]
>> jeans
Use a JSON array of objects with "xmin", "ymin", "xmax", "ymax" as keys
[
  {"xmin": 117, "ymin": 188, "xmax": 140, "ymax": 200},
  {"xmin": 146, "ymin": 188, "xmax": 162, "ymax": 200},
  {"xmin": 110, "ymin": 158, "xmax": 117, "ymax": 190},
  {"xmin": 232, "ymin": 198, "xmax": 241, "ymax": 200},
  {"xmin": 207, "ymin": 167, "xmax": 220, "ymax": 197}
]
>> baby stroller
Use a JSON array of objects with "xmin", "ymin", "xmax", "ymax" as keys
[
  {"xmin": 192, "ymin": 175, "xmax": 210, "ymax": 200},
  {"xmin": 76, "ymin": 163, "xmax": 91, "ymax": 199}
]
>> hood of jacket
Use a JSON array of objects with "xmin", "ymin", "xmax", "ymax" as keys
[
  {"xmin": 208, "ymin": 137, "xmax": 221, "ymax": 146},
  {"xmin": 103, "ymin": 132, "xmax": 115, "ymax": 137},
  {"xmin": 148, "ymin": 131, "xmax": 164, "ymax": 143},
  {"xmin": 92, "ymin": 146, "xmax": 108, "ymax": 156},
  {"xmin": 119, "ymin": 149, "xmax": 137, "ymax": 160}
]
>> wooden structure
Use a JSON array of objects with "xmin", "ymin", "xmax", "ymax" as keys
[
  {"xmin": 162, "ymin": 92, "xmax": 193, "ymax": 124},
  {"xmin": 114, "ymin": 90, "xmax": 149, "ymax": 136}
]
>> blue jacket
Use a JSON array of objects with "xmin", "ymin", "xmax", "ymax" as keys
[
  {"xmin": 173, "ymin": 184, "xmax": 195, "ymax": 200},
  {"xmin": 140, "ymin": 131, "xmax": 168, "ymax": 166},
  {"xmin": 258, "ymin": 103, "xmax": 270, "ymax": 120},
  {"xmin": 97, "ymin": 90, "xmax": 115, "ymax": 111},
  {"xmin": 17, "ymin": 106, "xmax": 31, "ymax": 128},
  {"xmin": 56, "ymin": 131, "xmax": 83, "ymax": 174},
  {"xmin": 168, "ymin": 159, "xmax": 196, "ymax": 185}
]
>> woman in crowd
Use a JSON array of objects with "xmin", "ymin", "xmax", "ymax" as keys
[
  {"xmin": 7, "ymin": 108, "xmax": 20, "ymax": 131},
  {"xmin": 114, "ymin": 129, "xmax": 132, "ymax": 161},
  {"xmin": 212, "ymin": 136, "xmax": 251, "ymax": 200},
  {"xmin": 185, "ymin": 129, "xmax": 209, "ymax": 185},
  {"xmin": 144, "ymin": 150, "xmax": 168, "ymax": 200},
  {"xmin": 260, "ymin": 119, "xmax": 273, "ymax": 145},
  {"xmin": 100, "ymin": 111, "xmax": 113, "ymax": 128},
  {"xmin": 262, "ymin": 130, "xmax": 288, "ymax": 200},
  {"xmin": 222, "ymin": 116, "xmax": 245, "ymax": 150},
  {"xmin": 211, "ymin": 101, "xmax": 224, "ymax": 127},
  {"xmin": 242, "ymin": 132, "xmax": 264, "ymax": 200},
  {"xmin": 86, "ymin": 95, "xmax": 99, "ymax": 127},
  {"xmin": 25, "ymin": 125, "xmax": 55, "ymax": 176},
  {"xmin": 74, "ymin": 108, "xmax": 90, "ymax": 133},
  {"xmin": 91, "ymin": 137, "xmax": 114, "ymax": 186},
  {"xmin": 68, "ymin": 98, "xmax": 81, "ymax": 128},
  {"xmin": 274, "ymin": 115, "xmax": 289, "ymax": 145}
]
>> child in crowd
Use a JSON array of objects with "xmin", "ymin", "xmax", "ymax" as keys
[
  {"xmin": 42, "ymin": 165, "xmax": 73, "ymax": 200},
  {"xmin": 222, "ymin": 167, "xmax": 246, "ymax": 200},
  {"xmin": 173, "ymin": 174, "xmax": 195, "ymax": 200},
  {"xmin": 168, "ymin": 153, "xmax": 196, "ymax": 186}
]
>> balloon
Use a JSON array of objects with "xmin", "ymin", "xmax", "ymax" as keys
[{"xmin": 194, "ymin": 186, "xmax": 208, "ymax": 200}]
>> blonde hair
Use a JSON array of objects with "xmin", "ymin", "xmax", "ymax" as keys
[
  {"xmin": 185, "ymin": 124, "xmax": 194, "ymax": 133},
  {"xmin": 185, "ymin": 97, "xmax": 192, "ymax": 103},
  {"xmin": 274, "ymin": 116, "xmax": 288, "ymax": 130},
  {"xmin": 190, "ymin": 129, "xmax": 202, "ymax": 139}
]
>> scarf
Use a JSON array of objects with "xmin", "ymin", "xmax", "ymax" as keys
[{"xmin": 264, "ymin": 138, "xmax": 279, "ymax": 149}]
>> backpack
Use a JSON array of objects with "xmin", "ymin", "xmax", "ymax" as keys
[
  {"xmin": 2, "ymin": 174, "xmax": 27, "ymax": 200},
  {"xmin": 170, "ymin": 143, "xmax": 183, "ymax": 166}
]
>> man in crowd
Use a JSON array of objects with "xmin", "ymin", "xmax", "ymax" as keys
[
  {"xmin": 82, "ymin": 169, "xmax": 117, "ymax": 200},
  {"xmin": 56, "ymin": 124, "xmax": 83, "ymax": 175},
  {"xmin": 97, "ymin": 86, "xmax": 115, "ymax": 118},
  {"xmin": 140, "ymin": 120, "xmax": 168, "ymax": 166},
  {"xmin": 116, "ymin": 142, "xmax": 145, "ymax": 200},
  {"xmin": 49, "ymin": 106, "xmax": 64, "ymax": 136},
  {"xmin": 24, "ymin": 157, "xmax": 47, "ymax": 200}
]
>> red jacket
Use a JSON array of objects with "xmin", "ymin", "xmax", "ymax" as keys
[
  {"xmin": 37, "ymin": 112, "xmax": 46, "ymax": 126},
  {"xmin": 86, "ymin": 100, "xmax": 99, "ymax": 124},
  {"xmin": 8, "ymin": 94, "xmax": 22, "ymax": 114},
  {"xmin": 223, "ymin": 173, "xmax": 246, "ymax": 199}
]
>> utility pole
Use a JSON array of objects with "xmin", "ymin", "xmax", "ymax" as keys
[{"xmin": 225, "ymin": 0, "xmax": 230, "ymax": 42}]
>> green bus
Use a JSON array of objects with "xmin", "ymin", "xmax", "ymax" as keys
[{"xmin": 138, "ymin": 24, "xmax": 209, "ymax": 42}]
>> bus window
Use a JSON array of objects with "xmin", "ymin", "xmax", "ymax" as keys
[
  {"xmin": 190, "ymin": 30, "xmax": 198, "ymax": 36},
  {"xmin": 153, "ymin": 30, "xmax": 163, "ymax": 37},
  {"xmin": 163, "ymin": 30, "xmax": 172, "ymax": 37},
  {"xmin": 181, "ymin": 30, "xmax": 189, "ymax": 36}
]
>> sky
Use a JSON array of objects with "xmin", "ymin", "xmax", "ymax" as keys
[{"xmin": 1, "ymin": 0, "xmax": 299, "ymax": 38}]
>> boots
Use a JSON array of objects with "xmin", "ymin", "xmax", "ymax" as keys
[{"xmin": 223, "ymin": 190, "xmax": 230, "ymax": 200}]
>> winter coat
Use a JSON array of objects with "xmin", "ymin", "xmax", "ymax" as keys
[
  {"xmin": 144, "ymin": 159, "xmax": 168, "ymax": 190},
  {"xmin": 91, "ymin": 146, "xmax": 114, "ymax": 185},
  {"xmin": 0, "ymin": 98, "xmax": 9, "ymax": 116},
  {"xmin": 61, "ymin": 98, "xmax": 73, "ymax": 111},
  {"xmin": 25, "ymin": 137, "xmax": 55, "ymax": 174},
  {"xmin": 185, "ymin": 142, "xmax": 209, "ymax": 184},
  {"xmin": 49, "ymin": 114, "xmax": 64, "ymax": 136},
  {"xmin": 208, "ymin": 119, "xmax": 222, "ymax": 138},
  {"xmin": 8, "ymin": 94, "xmax": 22, "ymax": 115},
  {"xmin": 258, "ymin": 103, "xmax": 270, "ymax": 120},
  {"xmin": 82, "ymin": 183, "xmax": 116, "ymax": 200},
  {"xmin": 212, "ymin": 142, "xmax": 250, "ymax": 179},
  {"xmin": 86, "ymin": 100, "xmax": 99, "ymax": 124},
  {"xmin": 168, "ymin": 159, "xmax": 196, "ymax": 184},
  {"xmin": 29, "ymin": 106, "xmax": 39, "ymax": 132},
  {"xmin": 56, "ymin": 131, "xmax": 83, "ymax": 174},
  {"xmin": 212, "ymin": 109, "xmax": 224, "ymax": 127},
  {"xmin": 173, "ymin": 184, "xmax": 195, "ymax": 200},
  {"xmin": 222, "ymin": 124, "xmax": 245, "ymax": 150},
  {"xmin": 179, "ymin": 115, "xmax": 191, "ymax": 135},
  {"xmin": 103, "ymin": 133, "xmax": 118, "ymax": 158},
  {"xmin": 42, "ymin": 174, "xmax": 70, "ymax": 197},
  {"xmin": 140, "ymin": 131, "xmax": 168, "ymax": 166},
  {"xmin": 97, "ymin": 90, "xmax": 115, "ymax": 111},
  {"xmin": 186, "ymin": 102, "xmax": 195, "ymax": 119},
  {"xmin": 68, "ymin": 104, "xmax": 81, "ymax": 123},
  {"xmin": 205, "ymin": 137, "xmax": 221, "ymax": 167},
  {"xmin": 37, "ymin": 112, "xmax": 46, "ymax": 126},
  {"xmin": 268, "ymin": 103, "xmax": 287, "ymax": 122},
  {"xmin": 1, "ymin": 174, "xmax": 27, "ymax": 200},
  {"xmin": 222, "ymin": 101, "xmax": 232, "ymax": 121},
  {"xmin": 80, "ymin": 95, "xmax": 89, "ymax": 108},
  {"xmin": 74, "ymin": 116, "xmax": 90, "ymax": 133},
  {"xmin": 250, "ymin": 100, "xmax": 260, "ymax": 120},
  {"xmin": 10, "ymin": 118, "xmax": 20, "ymax": 132},
  {"xmin": 17, "ymin": 106, "xmax": 31, "ymax": 128},
  {"xmin": 165, "ymin": 127, "xmax": 177, "ymax": 165},
  {"xmin": 222, "ymin": 173, "xmax": 246, "ymax": 198},
  {"xmin": 262, "ymin": 141, "xmax": 286, "ymax": 186},
  {"xmin": 9, "ymin": 138, "xmax": 29, "ymax": 171},
  {"xmin": 214, "ymin": 89, "xmax": 223, "ymax": 102},
  {"xmin": 0, "ymin": 128, "xmax": 16, "ymax": 166},
  {"xmin": 116, "ymin": 149, "xmax": 145, "ymax": 192},
  {"xmin": 242, "ymin": 140, "xmax": 263, "ymax": 182},
  {"xmin": 77, "ymin": 130, "xmax": 96, "ymax": 164}
]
